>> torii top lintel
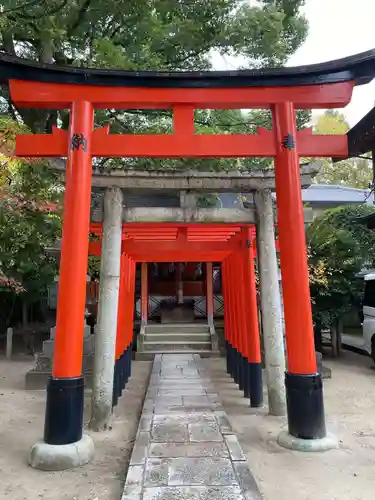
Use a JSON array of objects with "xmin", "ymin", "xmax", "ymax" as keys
[
  {"xmin": 6, "ymin": 49, "xmax": 375, "ymax": 159},
  {"xmin": 4, "ymin": 49, "xmax": 375, "ymax": 109}
]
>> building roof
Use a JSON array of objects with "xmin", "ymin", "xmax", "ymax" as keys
[
  {"xmin": 300, "ymin": 184, "xmax": 374, "ymax": 205},
  {"xmin": 344, "ymin": 106, "xmax": 375, "ymax": 157},
  {"xmin": 219, "ymin": 184, "xmax": 374, "ymax": 208}
]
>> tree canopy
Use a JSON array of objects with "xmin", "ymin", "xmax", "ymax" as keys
[
  {"xmin": 314, "ymin": 110, "xmax": 373, "ymax": 189},
  {"xmin": 308, "ymin": 204, "xmax": 375, "ymax": 328},
  {"xmin": 0, "ymin": 0, "xmax": 309, "ymax": 170},
  {"xmin": 0, "ymin": 116, "xmax": 62, "ymax": 297}
]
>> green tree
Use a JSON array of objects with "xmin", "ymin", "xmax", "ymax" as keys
[
  {"xmin": 308, "ymin": 204, "xmax": 375, "ymax": 332},
  {"xmin": 0, "ymin": 117, "xmax": 62, "ymax": 330},
  {"xmin": 314, "ymin": 110, "xmax": 373, "ymax": 189},
  {"xmin": 0, "ymin": 0, "xmax": 309, "ymax": 170}
]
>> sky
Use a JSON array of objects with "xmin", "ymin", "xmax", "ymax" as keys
[{"xmin": 213, "ymin": 0, "xmax": 375, "ymax": 127}]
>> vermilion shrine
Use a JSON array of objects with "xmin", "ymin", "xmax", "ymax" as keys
[{"xmin": 2, "ymin": 49, "xmax": 375, "ymax": 470}]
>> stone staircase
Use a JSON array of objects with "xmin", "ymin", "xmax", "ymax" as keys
[{"xmin": 136, "ymin": 322, "xmax": 219, "ymax": 360}]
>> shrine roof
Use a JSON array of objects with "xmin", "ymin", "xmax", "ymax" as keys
[
  {"xmin": 346, "ymin": 106, "xmax": 375, "ymax": 157},
  {"xmin": 1, "ymin": 50, "xmax": 375, "ymax": 88}
]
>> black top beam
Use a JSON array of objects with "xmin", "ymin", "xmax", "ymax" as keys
[
  {"xmin": 356, "ymin": 212, "xmax": 375, "ymax": 229},
  {"xmin": 1, "ymin": 50, "xmax": 375, "ymax": 88},
  {"xmin": 346, "ymin": 107, "xmax": 375, "ymax": 157}
]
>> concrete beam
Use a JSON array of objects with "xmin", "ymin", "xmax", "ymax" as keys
[
  {"xmin": 124, "ymin": 207, "xmax": 256, "ymax": 223},
  {"xmin": 88, "ymin": 162, "xmax": 321, "ymax": 192},
  {"xmin": 91, "ymin": 205, "xmax": 313, "ymax": 224}
]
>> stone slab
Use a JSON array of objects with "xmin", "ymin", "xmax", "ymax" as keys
[
  {"xmin": 149, "ymin": 442, "xmax": 230, "ymax": 459},
  {"xmin": 168, "ymin": 457, "xmax": 238, "ymax": 486},
  {"xmin": 143, "ymin": 486, "xmax": 245, "ymax": 500},
  {"xmin": 188, "ymin": 423, "xmax": 223, "ymax": 442},
  {"xmin": 121, "ymin": 353, "xmax": 261, "ymax": 500}
]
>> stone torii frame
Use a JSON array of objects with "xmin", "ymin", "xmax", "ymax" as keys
[{"xmin": 6, "ymin": 49, "xmax": 375, "ymax": 469}]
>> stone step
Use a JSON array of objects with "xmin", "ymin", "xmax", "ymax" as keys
[
  {"xmin": 146, "ymin": 323, "xmax": 210, "ymax": 334},
  {"xmin": 142, "ymin": 341, "xmax": 212, "ymax": 352},
  {"xmin": 144, "ymin": 333, "xmax": 211, "ymax": 343},
  {"xmin": 136, "ymin": 350, "xmax": 219, "ymax": 361}
]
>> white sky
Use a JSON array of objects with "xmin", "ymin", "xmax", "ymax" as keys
[{"xmin": 213, "ymin": 0, "xmax": 375, "ymax": 127}]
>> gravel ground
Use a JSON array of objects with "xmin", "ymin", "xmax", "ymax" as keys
[
  {"xmin": 0, "ymin": 357, "xmax": 152, "ymax": 500},
  {"xmin": 204, "ymin": 350, "xmax": 375, "ymax": 500}
]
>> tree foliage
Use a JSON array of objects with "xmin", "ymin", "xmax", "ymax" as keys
[
  {"xmin": 0, "ymin": 0, "xmax": 309, "ymax": 170},
  {"xmin": 308, "ymin": 204, "xmax": 375, "ymax": 328},
  {"xmin": 0, "ymin": 116, "xmax": 62, "ymax": 298},
  {"xmin": 314, "ymin": 110, "xmax": 373, "ymax": 189}
]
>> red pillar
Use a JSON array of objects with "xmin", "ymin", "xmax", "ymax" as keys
[
  {"xmin": 242, "ymin": 227, "xmax": 263, "ymax": 407},
  {"xmin": 115, "ymin": 254, "xmax": 126, "ymax": 361},
  {"xmin": 273, "ymin": 101, "xmax": 325, "ymax": 440},
  {"xmin": 222, "ymin": 259, "xmax": 234, "ymax": 377},
  {"xmin": 45, "ymin": 101, "xmax": 94, "ymax": 445},
  {"xmin": 233, "ymin": 253, "xmax": 246, "ymax": 389},
  {"xmin": 141, "ymin": 263, "xmax": 148, "ymax": 324},
  {"xmin": 113, "ymin": 253, "xmax": 127, "ymax": 406},
  {"xmin": 206, "ymin": 262, "xmax": 214, "ymax": 323},
  {"xmin": 124, "ymin": 257, "xmax": 136, "ymax": 380},
  {"xmin": 227, "ymin": 254, "xmax": 241, "ymax": 385}
]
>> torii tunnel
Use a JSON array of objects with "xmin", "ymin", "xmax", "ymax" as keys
[{"xmin": 4, "ymin": 48, "xmax": 375, "ymax": 467}]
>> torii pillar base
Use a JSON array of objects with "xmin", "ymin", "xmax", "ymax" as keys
[
  {"xmin": 277, "ymin": 431, "xmax": 338, "ymax": 452},
  {"xmin": 29, "ymin": 434, "xmax": 94, "ymax": 471}
]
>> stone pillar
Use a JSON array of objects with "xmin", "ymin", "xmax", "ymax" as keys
[
  {"xmin": 90, "ymin": 187, "xmax": 123, "ymax": 431},
  {"xmin": 254, "ymin": 189, "xmax": 286, "ymax": 417}
]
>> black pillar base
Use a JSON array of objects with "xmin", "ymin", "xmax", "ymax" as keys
[
  {"xmin": 225, "ymin": 341, "xmax": 231, "ymax": 375},
  {"xmin": 249, "ymin": 362, "xmax": 263, "ymax": 407},
  {"xmin": 233, "ymin": 348, "xmax": 240, "ymax": 384},
  {"xmin": 112, "ymin": 360, "xmax": 119, "ymax": 408},
  {"xmin": 228, "ymin": 342, "xmax": 234, "ymax": 378},
  {"xmin": 123, "ymin": 346, "xmax": 129, "ymax": 384},
  {"xmin": 242, "ymin": 357, "xmax": 250, "ymax": 398},
  {"xmin": 44, "ymin": 376, "xmax": 84, "ymax": 445},
  {"xmin": 238, "ymin": 354, "xmax": 245, "ymax": 390},
  {"xmin": 127, "ymin": 344, "xmax": 132, "ymax": 379},
  {"xmin": 118, "ymin": 353, "xmax": 124, "ymax": 395},
  {"xmin": 285, "ymin": 372, "xmax": 326, "ymax": 440}
]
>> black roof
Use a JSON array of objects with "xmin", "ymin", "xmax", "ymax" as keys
[
  {"xmin": 356, "ymin": 212, "xmax": 375, "ymax": 229},
  {"xmin": 346, "ymin": 106, "xmax": 375, "ymax": 157},
  {"xmin": 1, "ymin": 49, "xmax": 375, "ymax": 88}
]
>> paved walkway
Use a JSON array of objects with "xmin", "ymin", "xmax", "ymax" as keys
[{"xmin": 122, "ymin": 353, "xmax": 261, "ymax": 500}]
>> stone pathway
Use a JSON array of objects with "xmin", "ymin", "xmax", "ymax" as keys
[{"xmin": 122, "ymin": 353, "xmax": 261, "ymax": 500}]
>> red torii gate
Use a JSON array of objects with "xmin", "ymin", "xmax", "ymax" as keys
[
  {"xmin": 8, "ymin": 49, "xmax": 370, "ymax": 467},
  {"xmin": 89, "ymin": 222, "xmax": 262, "ymax": 407}
]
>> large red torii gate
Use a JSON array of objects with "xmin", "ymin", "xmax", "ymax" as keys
[{"xmin": 7, "ymin": 48, "xmax": 375, "ymax": 468}]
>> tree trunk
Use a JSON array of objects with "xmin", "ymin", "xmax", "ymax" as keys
[
  {"xmin": 22, "ymin": 300, "xmax": 28, "ymax": 328},
  {"xmin": 314, "ymin": 323, "xmax": 323, "ymax": 353},
  {"xmin": 330, "ymin": 319, "xmax": 342, "ymax": 357}
]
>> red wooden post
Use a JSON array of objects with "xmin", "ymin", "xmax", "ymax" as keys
[
  {"xmin": 141, "ymin": 262, "xmax": 148, "ymax": 324},
  {"xmin": 45, "ymin": 101, "xmax": 94, "ymax": 446},
  {"xmin": 113, "ymin": 253, "xmax": 127, "ymax": 406},
  {"xmin": 234, "ymin": 252, "xmax": 249, "ymax": 395},
  {"xmin": 227, "ymin": 254, "xmax": 241, "ymax": 385},
  {"xmin": 222, "ymin": 259, "xmax": 234, "ymax": 377},
  {"xmin": 242, "ymin": 227, "xmax": 263, "ymax": 407},
  {"xmin": 124, "ymin": 257, "xmax": 136, "ymax": 380},
  {"xmin": 206, "ymin": 262, "xmax": 214, "ymax": 324},
  {"xmin": 273, "ymin": 101, "xmax": 325, "ymax": 440}
]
